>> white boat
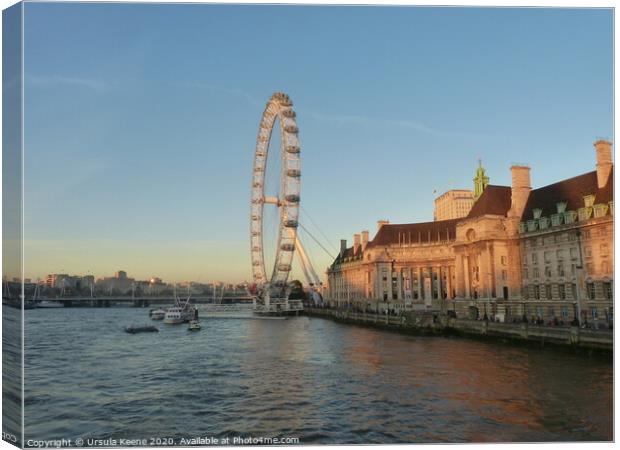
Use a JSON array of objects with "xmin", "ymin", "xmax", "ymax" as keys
[
  {"xmin": 37, "ymin": 300, "xmax": 64, "ymax": 308},
  {"xmin": 163, "ymin": 306, "xmax": 188, "ymax": 324},
  {"xmin": 149, "ymin": 308, "xmax": 166, "ymax": 320},
  {"xmin": 163, "ymin": 285, "xmax": 197, "ymax": 324},
  {"xmin": 188, "ymin": 320, "xmax": 201, "ymax": 331}
]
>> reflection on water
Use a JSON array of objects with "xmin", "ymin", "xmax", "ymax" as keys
[
  {"xmin": 3, "ymin": 306, "xmax": 22, "ymax": 445},
  {"xmin": 19, "ymin": 307, "xmax": 612, "ymax": 444}
]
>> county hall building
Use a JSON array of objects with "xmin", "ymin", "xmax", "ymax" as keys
[{"xmin": 326, "ymin": 140, "xmax": 613, "ymax": 324}]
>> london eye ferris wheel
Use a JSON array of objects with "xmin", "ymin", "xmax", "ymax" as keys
[{"xmin": 250, "ymin": 92, "xmax": 302, "ymax": 295}]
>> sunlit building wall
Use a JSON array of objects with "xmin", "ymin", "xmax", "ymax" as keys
[{"xmin": 327, "ymin": 140, "xmax": 614, "ymax": 322}]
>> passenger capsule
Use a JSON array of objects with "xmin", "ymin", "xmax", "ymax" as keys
[
  {"xmin": 278, "ymin": 264, "xmax": 292, "ymax": 272},
  {"xmin": 284, "ymin": 220, "xmax": 298, "ymax": 228},
  {"xmin": 284, "ymin": 125, "xmax": 298, "ymax": 134},
  {"xmin": 285, "ymin": 146, "xmax": 300, "ymax": 154},
  {"xmin": 285, "ymin": 194, "xmax": 300, "ymax": 203},
  {"xmin": 280, "ymin": 243, "xmax": 295, "ymax": 251},
  {"xmin": 281, "ymin": 109, "xmax": 296, "ymax": 118},
  {"xmin": 286, "ymin": 169, "xmax": 301, "ymax": 178}
]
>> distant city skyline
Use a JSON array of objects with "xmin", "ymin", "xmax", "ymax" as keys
[{"xmin": 9, "ymin": 4, "xmax": 613, "ymax": 283}]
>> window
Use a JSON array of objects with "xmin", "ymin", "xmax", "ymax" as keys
[
  {"xmin": 603, "ymin": 282, "xmax": 612, "ymax": 300},
  {"xmin": 556, "ymin": 249, "xmax": 565, "ymax": 260},
  {"xmin": 536, "ymin": 306, "xmax": 544, "ymax": 319},
  {"xmin": 522, "ymin": 286, "xmax": 529, "ymax": 300},
  {"xmin": 601, "ymin": 261, "xmax": 609, "ymax": 273},
  {"xmin": 570, "ymin": 247, "xmax": 578, "ymax": 260},
  {"xmin": 585, "ymin": 247, "xmax": 592, "ymax": 258},
  {"xmin": 533, "ymin": 268, "xmax": 540, "ymax": 278},
  {"xmin": 557, "ymin": 263, "xmax": 565, "ymax": 277},
  {"xmin": 391, "ymin": 272, "xmax": 398, "ymax": 300},
  {"xmin": 571, "ymin": 283, "xmax": 577, "ymax": 300},
  {"xmin": 532, "ymin": 253, "xmax": 538, "ymax": 265},
  {"xmin": 545, "ymin": 284, "xmax": 552, "ymax": 300},
  {"xmin": 544, "ymin": 251, "xmax": 551, "ymax": 263},
  {"xmin": 558, "ymin": 284, "xmax": 566, "ymax": 300},
  {"xmin": 501, "ymin": 270, "xmax": 507, "ymax": 281},
  {"xmin": 561, "ymin": 306, "xmax": 569, "ymax": 320},
  {"xmin": 501, "ymin": 256, "xmax": 507, "ymax": 266},
  {"xmin": 545, "ymin": 266, "xmax": 552, "ymax": 278},
  {"xmin": 586, "ymin": 262, "xmax": 594, "ymax": 274},
  {"xmin": 600, "ymin": 243, "xmax": 608, "ymax": 255},
  {"xmin": 591, "ymin": 307, "xmax": 598, "ymax": 320},
  {"xmin": 534, "ymin": 285, "xmax": 540, "ymax": 300},
  {"xmin": 586, "ymin": 282, "xmax": 595, "ymax": 300},
  {"xmin": 571, "ymin": 264, "xmax": 576, "ymax": 275},
  {"xmin": 594, "ymin": 204, "xmax": 608, "ymax": 218},
  {"xmin": 523, "ymin": 268, "xmax": 528, "ymax": 279}
]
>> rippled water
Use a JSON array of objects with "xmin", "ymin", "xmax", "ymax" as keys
[{"xmin": 8, "ymin": 306, "xmax": 613, "ymax": 444}]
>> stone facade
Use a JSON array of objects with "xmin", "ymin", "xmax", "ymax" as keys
[
  {"xmin": 327, "ymin": 140, "xmax": 614, "ymax": 324},
  {"xmin": 434, "ymin": 189, "xmax": 474, "ymax": 221}
]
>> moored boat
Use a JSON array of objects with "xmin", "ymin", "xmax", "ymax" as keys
[
  {"xmin": 163, "ymin": 285, "xmax": 198, "ymax": 324},
  {"xmin": 125, "ymin": 324, "xmax": 158, "ymax": 334},
  {"xmin": 149, "ymin": 308, "xmax": 166, "ymax": 320},
  {"xmin": 188, "ymin": 320, "xmax": 201, "ymax": 331},
  {"xmin": 37, "ymin": 300, "xmax": 64, "ymax": 308},
  {"xmin": 163, "ymin": 306, "xmax": 188, "ymax": 324}
]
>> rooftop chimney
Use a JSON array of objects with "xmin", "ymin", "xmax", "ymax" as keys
[
  {"xmin": 361, "ymin": 230, "xmax": 369, "ymax": 250},
  {"xmin": 595, "ymin": 140, "xmax": 613, "ymax": 189},
  {"xmin": 377, "ymin": 220, "xmax": 389, "ymax": 231},
  {"xmin": 353, "ymin": 234, "xmax": 361, "ymax": 254},
  {"xmin": 509, "ymin": 165, "xmax": 531, "ymax": 219},
  {"xmin": 339, "ymin": 239, "xmax": 347, "ymax": 257}
]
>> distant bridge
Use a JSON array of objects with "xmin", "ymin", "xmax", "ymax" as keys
[{"xmin": 7, "ymin": 295, "xmax": 254, "ymax": 308}]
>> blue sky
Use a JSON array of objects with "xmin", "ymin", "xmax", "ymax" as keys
[{"xmin": 20, "ymin": 4, "xmax": 612, "ymax": 283}]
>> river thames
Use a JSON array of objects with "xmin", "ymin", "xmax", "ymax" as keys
[{"xmin": 4, "ymin": 306, "xmax": 613, "ymax": 445}]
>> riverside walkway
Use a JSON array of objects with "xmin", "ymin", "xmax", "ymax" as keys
[{"xmin": 304, "ymin": 307, "xmax": 613, "ymax": 353}]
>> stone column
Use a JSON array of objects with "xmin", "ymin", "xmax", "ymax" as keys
[
  {"xmin": 417, "ymin": 267, "xmax": 423, "ymax": 300},
  {"xmin": 396, "ymin": 266, "xmax": 402, "ymax": 301},
  {"xmin": 446, "ymin": 265, "xmax": 453, "ymax": 299},
  {"xmin": 387, "ymin": 266, "xmax": 394, "ymax": 302},
  {"xmin": 455, "ymin": 254, "xmax": 465, "ymax": 298},
  {"xmin": 464, "ymin": 255, "xmax": 471, "ymax": 299},
  {"xmin": 425, "ymin": 267, "xmax": 433, "ymax": 308},
  {"xmin": 486, "ymin": 244, "xmax": 495, "ymax": 299}
]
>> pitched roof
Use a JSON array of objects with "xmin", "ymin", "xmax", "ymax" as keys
[
  {"xmin": 367, "ymin": 219, "xmax": 459, "ymax": 247},
  {"xmin": 466, "ymin": 185, "xmax": 512, "ymax": 218},
  {"xmin": 521, "ymin": 169, "xmax": 613, "ymax": 220},
  {"xmin": 331, "ymin": 244, "xmax": 363, "ymax": 267}
]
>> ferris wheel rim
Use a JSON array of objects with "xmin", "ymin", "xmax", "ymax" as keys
[{"xmin": 250, "ymin": 92, "xmax": 301, "ymax": 288}]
